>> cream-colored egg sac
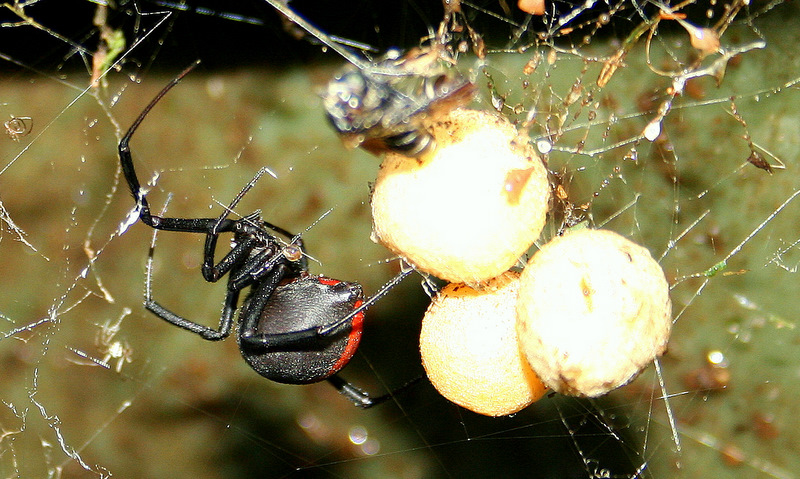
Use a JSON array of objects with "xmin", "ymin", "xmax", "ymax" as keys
[
  {"xmin": 420, "ymin": 272, "xmax": 547, "ymax": 416},
  {"xmin": 371, "ymin": 109, "xmax": 550, "ymax": 284},
  {"xmin": 516, "ymin": 229, "xmax": 672, "ymax": 397}
]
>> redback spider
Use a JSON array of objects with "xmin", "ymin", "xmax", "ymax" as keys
[{"xmin": 118, "ymin": 61, "xmax": 412, "ymax": 408}]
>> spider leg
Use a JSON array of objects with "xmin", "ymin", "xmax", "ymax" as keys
[
  {"xmin": 202, "ymin": 231, "xmax": 263, "ymax": 283},
  {"xmin": 119, "ymin": 61, "xmax": 201, "ymax": 230},
  {"xmin": 211, "ymin": 167, "xmax": 273, "ymax": 230},
  {"xmin": 144, "ymin": 229, "xmax": 242, "ymax": 341},
  {"xmin": 144, "ymin": 286, "xmax": 241, "ymax": 341},
  {"xmin": 262, "ymin": 221, "xmax": 301, "ymax": 241},
  {"xmin": 328, "ymin": 373, "xmax": 423, "ymax": 408}
]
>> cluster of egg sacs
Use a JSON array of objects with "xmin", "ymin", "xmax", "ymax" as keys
[{"xmin": 370, "ymin": 109, "xmax": 672, "ymax": 416}]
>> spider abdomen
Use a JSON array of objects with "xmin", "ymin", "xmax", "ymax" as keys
[{"xmin": 239, "ymin": 275, "xmax": 365, "ymax": 385}]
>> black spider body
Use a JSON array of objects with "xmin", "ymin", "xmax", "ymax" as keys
[{"xmin": 239, "ymin": 274, "xmax": 364, "ymax": 385}]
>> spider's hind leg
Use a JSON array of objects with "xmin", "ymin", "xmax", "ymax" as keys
[{"xmin": 327, "ymin": 374, "xmax": 423, "ymax": 409}]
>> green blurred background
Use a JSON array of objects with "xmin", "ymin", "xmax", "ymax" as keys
[{"xmin": 1, "ymin": 1, "xmax": 799, "ymax": 477}]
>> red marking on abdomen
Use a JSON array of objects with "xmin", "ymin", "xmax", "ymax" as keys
[{"xmin": 330, "ymin": 300, "xmax": 364, "ymax": 374}]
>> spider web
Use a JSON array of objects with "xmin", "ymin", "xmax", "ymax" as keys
[{"xmin": 1, "ymin": 1, "xmax": 799, "ymax": 478}]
